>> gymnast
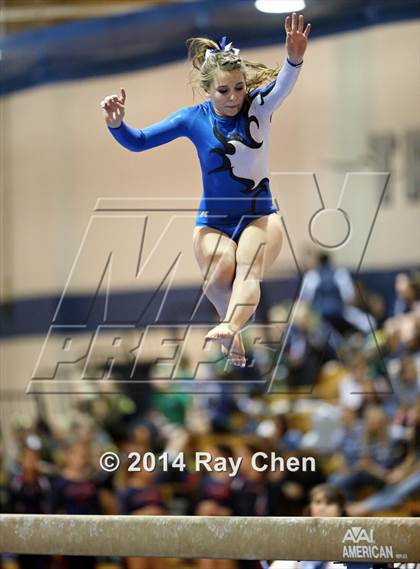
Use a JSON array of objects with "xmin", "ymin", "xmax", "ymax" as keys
[{"xmin": 101, "ymin": 12, "xmax": 311, "ymax": 368}]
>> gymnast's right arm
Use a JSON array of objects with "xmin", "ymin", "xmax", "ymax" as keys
[{"xmin": 100, "ymin": 88, "xmax": 189, "ymax": 152}]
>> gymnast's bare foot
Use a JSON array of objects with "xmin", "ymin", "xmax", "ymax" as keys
[{"xmin": 206, "ymin": 324, "xmax": 246, "ymax": 367}]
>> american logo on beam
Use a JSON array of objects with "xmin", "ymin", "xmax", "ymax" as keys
[{"xmin": 342, "ymin": 527, "xmax": 395, "ymax": 560}]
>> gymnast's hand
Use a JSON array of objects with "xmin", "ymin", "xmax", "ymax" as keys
[
  {"xmin": 285, "ymin": 12, "xmax": 311, "ymax": 65},
  {"xmin": 100, "ymin": 88, "xmax": 126, "ymax": 128}
]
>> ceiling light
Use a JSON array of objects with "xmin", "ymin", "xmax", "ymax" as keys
[{"xmin": 255, "ymin": 0, "xmax": 306, "ymax": 14}]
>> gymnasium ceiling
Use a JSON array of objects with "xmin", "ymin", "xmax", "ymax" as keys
[
  {"xmin": 1, "ymin": 0, "xmax": 175, "ymax": 33},
  {"xmin": 2, "ymin": 0, "xmax": 419, "ymax": 34},
  {"xmin": 1, "ymin": 0, "xmax": 418, "ymax": 95}
]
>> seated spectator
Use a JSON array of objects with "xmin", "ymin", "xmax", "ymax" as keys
[
  {"xmin": 283, "ymin": 303, "xmax": 330, "ymax": 387},
  {"xmin": 266, "ymin": 449, "xmax": 326, "ymax": 517},
  {"xmin": 389, "ymin": 355, "xmax": 419, "ymax": 410},
  {"xmin": 118, "ymin": 466, "xmax": 166, "ymax": 517},
  {"xmin": 274, "ymin": 414, "xmax": 303, "ymax": 455},
  {"xmin": 51, "ymin": 440, "xmax": 103, "ymax": 569},
  {"xmin": 393, "ymin": 272, "xmax": 419, "ymax": 316},
  {"xmin": 330, "ymin": 405, "xmax": 398, "ymax": 499},
  {"xmin": 151, "ymin": 377, "xmax": 191, "ymax": 428},
  {"xmin": 118, "ymin": 458, "xmax": 168, "ymax": 569},
  {"xmin": 329, "ymin": 407, "xmax": 363, "ymax": 485},
  {"xmin": 8, "ymin": 445, "xmax": 51, "ymax": 569},
  {"xmin": 348, "ymin": 397, "xmax": 420, "ymax": 515},
  {"xmin": 300, "ymin": 402, "xmax": 343, "ymax": 455},
  {"xmin": 338, "ymin": 354, "xmax": 377, "ymax": 412},
  {"xmin": 301, "ymin": 253, "xmax": 374, "ymax": 337},
  {"xmin": 269, "ymin": 484, "xmax": 348, "ymax": 569},
  {"xmin": 339, "ymin": 406, "xmax": 364, "ymax": 460},
  {"xmin": 193, "ymin": 382, "xmax": 238, "ymax": 433},
  {"xmin": 384, "ymin": 289, "xmax": 420, "ymax": 346},
  {"xmin": 195, "ymin": 444, "xmax": 237, "ymax": 569},
  {"xmin": 195, "ymin": 444, "xmax": 234, "ymax": 517},
  {"xmin": 347, "ymin": 451, "xmax": 419, "ymax": 516},
  {"xmin": 231, "ymin": 443, "xmax": 267, "ymax": 516}
]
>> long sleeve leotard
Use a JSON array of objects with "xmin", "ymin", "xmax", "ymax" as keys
[{"xmin": 109, "ymin": 57, "xmax": 303, "ymax": 223}]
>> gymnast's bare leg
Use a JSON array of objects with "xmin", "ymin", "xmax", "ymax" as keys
[
  {"xmin": 205, "ymin": 212, "xmax": 283, "ymax": 362},
  {"xmin": 193, "ymin": 226, "xmax": 245, "ymax": 366}
]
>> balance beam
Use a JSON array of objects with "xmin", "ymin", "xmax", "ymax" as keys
[{"xmin": 0, "ymin": 515, "xmax": 418, "ymax": 562}]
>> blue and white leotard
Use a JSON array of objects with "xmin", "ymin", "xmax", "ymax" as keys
[{"xmin": 109, "ymin": 57, "xmax": 303, "ymax": 243}]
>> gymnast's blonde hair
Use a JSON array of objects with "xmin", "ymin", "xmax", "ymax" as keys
[{"xmin": 186, "ymin": 37, "xmax": 279, "ymax": 94}]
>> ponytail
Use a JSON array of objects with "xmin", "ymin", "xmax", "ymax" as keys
[{"xmin": 186, "ymin": 37, "xmax": 279, "ymax": 94}]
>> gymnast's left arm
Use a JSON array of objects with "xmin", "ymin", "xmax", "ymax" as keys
[{"xmin": 261, "ymin": 12, "xmax": 311, "ymax": 114}]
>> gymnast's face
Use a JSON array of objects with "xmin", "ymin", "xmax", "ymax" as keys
[{"xmin": 209, "ymin": 69, "xmax": 246, "ymax": 117}]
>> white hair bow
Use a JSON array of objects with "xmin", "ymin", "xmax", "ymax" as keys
[{"xmin": 204, "ymin": 37, "xmax": 240, "ymax": 62}]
